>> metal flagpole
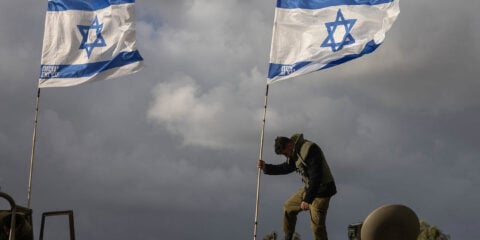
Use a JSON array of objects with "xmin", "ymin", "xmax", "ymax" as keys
[
  {"xmin": 27, "ymin": 88, "xmax": 41, "ymax": 208},
  {"xmin": 253, "ymin": 84, "xmax": 269, "ymax": 240}
]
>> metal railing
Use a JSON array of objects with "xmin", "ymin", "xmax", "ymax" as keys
[
  {"xmin": 39, "ymin": 210, "xmax": 75, "ymax": 240},
  {"xmin": 1, "ymin": 192, "xmax": 73, "ymax": 240},
  {"xmin": 0, "ymin": 192, "xmax": 17, "ymax": 240}
]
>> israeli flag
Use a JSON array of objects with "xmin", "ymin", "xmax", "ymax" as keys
[
  {"xmin": 39, "ymin": 0, "xmax": 143, "ymax": 88},
  {"xmin": 268, "ymin": 0, "xmax": 400, "ymax": 84}
]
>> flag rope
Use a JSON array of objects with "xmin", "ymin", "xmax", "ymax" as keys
[{"xmin": 253, "ymin": 84, "xmax": 269, "ymax": 240}]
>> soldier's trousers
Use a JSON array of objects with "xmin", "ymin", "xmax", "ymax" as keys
[{"xmin": 283, "ymin": 188, "xmax": 330, "ymax": 240}]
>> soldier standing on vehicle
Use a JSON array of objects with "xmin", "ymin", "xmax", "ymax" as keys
[{"xmin": 258, "ymin": 133, "xmax": 337, "ymax": 240}]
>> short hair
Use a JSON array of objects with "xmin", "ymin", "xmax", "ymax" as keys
[{"xmin": 274, "ymin": 136, "xmax": 291, "ymax": 154}]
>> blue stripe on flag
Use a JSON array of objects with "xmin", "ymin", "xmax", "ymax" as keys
[
  {"xmin": 40, "ymin": 50, "xmax": 143, "ymax": 79},
  {"xmin": 268, "ymin": 61, "xmax": 311, "ymax": 79},
  {"xmin": 48, "ymin": 0, "xmax": 135, "ymax": 12},
  {"xmin": 320, "ymin": 40, "xmax": 379, "ymax": 69},
  {"xmin": 268, "ymin": 40, "xmax": 380, "ymax": 79},
  {"xmin": 277, "ymin": 0, "xmax": 394, "ymax": 9}
]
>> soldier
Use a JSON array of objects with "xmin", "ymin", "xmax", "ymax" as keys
[{"xmin": 258, "ymin": 133, "xmax": 337, "ymax": 240}]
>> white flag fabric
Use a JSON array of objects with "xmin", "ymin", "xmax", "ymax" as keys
[
  {"xmin": 268, "ymin": 0, "xmax": 399, "ymax": 84},
  {"xmin": 39, "ymin": 0, "xmax": 143, "ymax": 88}
]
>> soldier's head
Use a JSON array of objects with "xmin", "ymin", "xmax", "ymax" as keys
[{"xmin": 274, "ymin": 136, "xmax": 295, "ymax": 158}]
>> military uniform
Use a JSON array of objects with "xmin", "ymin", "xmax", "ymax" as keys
[{"xmin": 263, "ymin": 134, "xmax": 336, "ymax": 240}]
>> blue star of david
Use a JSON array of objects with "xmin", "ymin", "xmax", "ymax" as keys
[
  {"xmin": 321, "ymin": 9, "xmax": 357, "ymax": 52},
  {"xmin": 77, "ymin": 16, "xmax": 107, "ymax": 58}
]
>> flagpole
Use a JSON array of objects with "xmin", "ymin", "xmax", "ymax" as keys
[
  {"xmin": 253, "ymin": 83, "xmax": 269, "ymax": 240},
  {"xmin": 27, "ymin": 88, "xmax": 41, "ymax": 208}
]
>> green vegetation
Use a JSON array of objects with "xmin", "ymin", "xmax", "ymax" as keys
[{"xmin": 418, "ymin": 220, "xmax": 450, "ymax": 240}]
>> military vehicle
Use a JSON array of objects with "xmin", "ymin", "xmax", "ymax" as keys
[{"xmin": 3, "ymin": 190, "xmax": 420, "ymax": 240}]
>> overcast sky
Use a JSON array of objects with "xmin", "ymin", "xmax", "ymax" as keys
[{"xmin": 1, "ymin": 0, "xmax": 479, "ymax": 239}]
